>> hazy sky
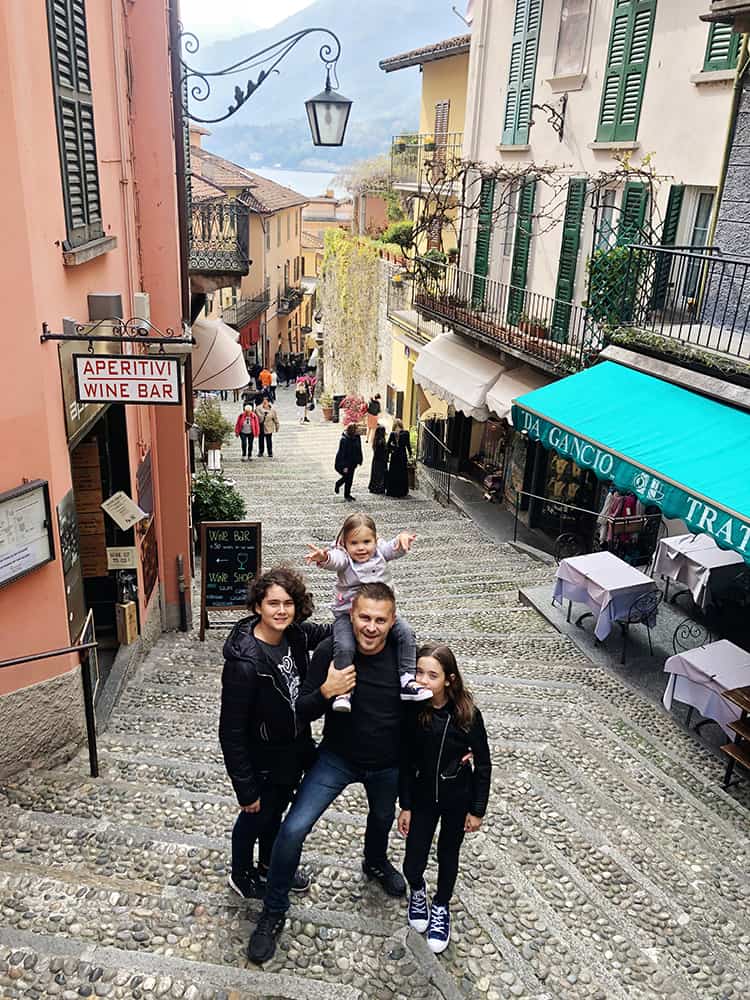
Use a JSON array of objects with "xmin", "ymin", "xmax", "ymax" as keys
[{"xmin": 180, "ymin": 0, "xmax": 316, "ymax": 43}]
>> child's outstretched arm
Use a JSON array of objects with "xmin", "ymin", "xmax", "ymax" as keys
[
  {"xmin": 380, "ymin": 532, "xmax": 417, "ymax": 561},
  {"xmin": 305, "ymin": 543, "xmax": 348, "ymax": 571}
]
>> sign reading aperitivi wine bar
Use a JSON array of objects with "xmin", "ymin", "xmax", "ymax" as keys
[{"xmin": 73, "ymin": 354, "xmax": 182, "ymax": 405}]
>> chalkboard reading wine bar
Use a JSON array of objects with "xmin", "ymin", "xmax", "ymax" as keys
[{"xmin": 199, "ymin": 521, "xmax": 262, "ymax": 640}]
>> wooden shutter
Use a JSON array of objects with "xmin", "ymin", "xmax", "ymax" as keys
[
  {"xmin": 551, "ymin": 178, "xmax": 587, "ymax": 342},
  {"xmin": 703, "ymin": 23, "xmax": 741, "ymax": 72},
  {"xmin": 652, "ymin": 184, "xmax": 684, "ymax": 308},
  {"xmin": 47, "ymin": 0, "xmax": 104, "ymax": 249},
  {"xmin": 618, "ymin": 181, "xmax": 648, "ymax": 244},
  {"xmin": 502, "ymin": 0, "xmax": 544, "ymax": 146},
  {"xmin": 433, "ymin": 99, "xmax": 451, "ymax": 177},
  {"xmin": 472, "ymin": 178, "xmax": 496, "ymax": 307},
  {"xmin": 508, "ymin": 179, "xmax": 537, "ymax": 324},
  {"xmin": 596, "ymin": 0, "xmax": 656, "ymax": 143}
]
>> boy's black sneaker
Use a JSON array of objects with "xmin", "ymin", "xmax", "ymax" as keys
[
  {"xmin": 257, "ymin": 866, "xmax": 311, "ymax": 894},
  {"xmin": 227, "ymin": 870, "xmax": 263, "ymax": 899},
  {"xmin": 362, "ymin": 858, "xmax": 406, "ymax": 897},
  {"xmin": 247, "ymin": 907, "xmax": 285, "ymax": 964}
]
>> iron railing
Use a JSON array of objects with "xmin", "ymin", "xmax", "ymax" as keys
[
  {"xmin": 277, "ymin": 286, "xmax": 304, "ymax": 315},
  {"xmin": 417, "ymin": 420, "xmax": 452, "ymax": 504},
  {"xmin": 391, "ymin": 132, "xmax": 464, "ymax": 188},
  {"xmin": 619, "ymin": 245, "xmax": 750, "ymax": 361},
  {"xmin": 222, "ymin": 290, "xmax": 270, "ymax": 328},
  {"xmin": 189, "ymin": 197, "xmax": 250, "ymax": 276},
  {"xmin": 414, "ymin": 258, "xmax": 595, "ymax": 374}
]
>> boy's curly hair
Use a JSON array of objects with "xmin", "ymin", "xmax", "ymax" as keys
[{"xmin": 247, "ymin": 564, "xmax": 314, "ymax": 622}]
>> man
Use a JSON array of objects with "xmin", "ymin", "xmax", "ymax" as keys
[{"xmin": 248, "ymin": 582, "xmax": 407, "ymax": 964}]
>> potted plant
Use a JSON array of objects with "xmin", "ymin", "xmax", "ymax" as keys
[
  {"xmin": 519, "ymin": 314, "xmax": 549, "ymax": 339},
  {"xmin": 394, "ymin": 136, "xmax": 406, "ymax": 154},
  {"xmin": 423, "ymin": 134, "xmax": 436, "ymax": 152},
  {"xmin": 191, "ymin": 471, "xmax": 247, "ymax": 548},
  {"xmin": 447, "ymin": 247, "xmax": 458, "ymax": 264},
  {"xmin": 320, "ymin": 391, "xmax": 334, "ymax": 421},
  {"xmin": 194, "ymin": 398, "xmax": 234, "ymax": 455}
]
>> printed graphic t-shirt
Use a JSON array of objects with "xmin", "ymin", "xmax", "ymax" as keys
[{"xmin": 257, "ymin": 637, "xmax": 300, "ymax": 705}]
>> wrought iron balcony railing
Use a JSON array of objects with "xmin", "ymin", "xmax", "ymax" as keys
[
  {"xmin": 612, "ymin": 245, "xmax": 750, "ymax": 362},
  {"xmin": 414, "ymin": 257, "xmax": 595, "ymax": 375},
  {"xmin": 222, "ymin": 290, "xmax": 270, "ymax": 328},
  {"xmin": 277, "ymin": 286, "xmax": 304, "ymax": 315},
  {"xmin": 189, "ymin": 197, "xmax": 250, "ymax": 277},
  {"xmin": 390, "ymin": 132, "xmax": 464, "ymax": 189}
]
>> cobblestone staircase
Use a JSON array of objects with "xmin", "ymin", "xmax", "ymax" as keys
[{"xmin": 1, "ymin": 392, "xmax": 749, "ymax": 1000}]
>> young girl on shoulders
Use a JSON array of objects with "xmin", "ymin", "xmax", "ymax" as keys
[
  {"xmin": 398, "ymin": 641, "xmax": 492, "ymax": 954},
  {"xmin": 305, "ymin": 512, "xmax": 431, "ymax": 712}
]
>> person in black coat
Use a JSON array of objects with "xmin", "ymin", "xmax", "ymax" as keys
[
  {"xmin": 219, "ymin": 566, "xmax": 332, "ymax": 900},
  {"xmin": 398, "ymin": 641, "xmax": 491, "ymax": 954},
  {"xmin": 386, "ymin": 418, "xmax": 412, "ymax": 498},
  {"xmin": 334, "ymin": 423, "xmax": 363, "ymax": 501},
  {"xmin": 368, "ymin": 424, "xmax": 388, "ymax": 494}
]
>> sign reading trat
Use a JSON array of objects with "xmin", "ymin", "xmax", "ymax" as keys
[{"xmin": 73, "ymin": 355, "xmax": 182, "ymax": 405}]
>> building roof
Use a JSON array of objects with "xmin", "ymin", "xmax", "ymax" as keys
[
  {"xmin": 190, "ymin": 174, "xmax": 229, "ymax": 202},
  {"xmin": 302, "ymin": 231, "xmax": 325, "ymax": 250},
  {"xmin": 379, "ymin": 33, "xmax": 471, "ymax": 73},
  {"xmin": 190, "ymin": 145, "xmax": 308, "ymax": 212}
]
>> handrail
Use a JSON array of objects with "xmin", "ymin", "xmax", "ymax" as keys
[
  {"xmin": 512, "ymin": 489, "xmax": 662, "ymax": 543},
  {"xmin": 417, "ymin": 419, "xmax": 452, "ymax": 504},
  {"xmin": 0, "ymin": 640, "xmax": 100, "ymax": 778}
]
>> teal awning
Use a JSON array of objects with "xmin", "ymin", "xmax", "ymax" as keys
[{"xmin": 511, "ymin": 362, "xmax": 750, "ymax": 562}]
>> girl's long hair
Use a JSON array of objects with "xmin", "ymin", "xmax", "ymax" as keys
[
  {"xmin": 392, "ymin": 418, "xmax": 404, "ymax": 434},
  {"xmin": 417, "ymin": 641, "xmax": 476, "ymax": 730},
  {"xmin": 335, "ymin": 512, "xmax": 377, "ymax": 548},
  {"xmin": 373, "ymin": 425, "xmax": 386, "ymax": 450}
]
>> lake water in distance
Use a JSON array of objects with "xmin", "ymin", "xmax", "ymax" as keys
[{"xmin": 250, "ymin": 167, "xmax": 347, "ymax": 200}]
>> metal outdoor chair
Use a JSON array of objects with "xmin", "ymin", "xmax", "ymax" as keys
[
  {"xmin": 672, "ymin": 617, "xmax": 714, "ymax": 655},
  {"xmin": 616, "ymin": 589, "xmax": 663, "ymax": 665},
  {"xmin": 554, "ymin": 532, "xmax": 585, "ymax": 564}
]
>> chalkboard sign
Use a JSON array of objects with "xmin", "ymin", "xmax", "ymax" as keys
[{"xmin": 199, "ymin": 521, "xmax": 262, "ymax": 640}]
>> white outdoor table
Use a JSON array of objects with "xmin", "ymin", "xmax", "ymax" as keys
[
  {"xmin": 663, "ymin": 639, "xmax": 750, "ymax": 736},
  {"xmin": 651, "ymin": 533, "xmax": 743, "ymax": 610},
  {"xmin": 553, "ymin": 551, "xmax": 657, "ymax": 641}
]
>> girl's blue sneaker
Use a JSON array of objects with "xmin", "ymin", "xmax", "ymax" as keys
[
  {"xmin": 407, "ymin": 883, "xmax": 430, "ymax": 933},
  {"xmin": 427, "ymin": 902, "xmax": 451, "ymax": 953}
]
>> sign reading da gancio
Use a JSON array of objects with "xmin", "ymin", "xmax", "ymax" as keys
[{"xmin": 73, "ymin": 354, "xmax": 182, "ymax": 405}]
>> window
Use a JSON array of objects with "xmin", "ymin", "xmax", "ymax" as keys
[
  {"xmin": 265, "ymin": 223, "xmax": 271, "ymax": 251},
  {"xmin": 287, "ymin": 212, "xmax": 291, "ymax": 241},
  {"xmin": 596, "ymin": 0, "xmax": 656, "ymax": 143},
  {"xmin": 295, "ymin": 210, "xmax": 299, "ymax": 236},
  {"xmin": 502, "ymin": 0, "xmax": 543, "ymax": 146},
  {"xmin": 553, "ymin": 0, "xmax": 592, "ymax": 79},
  {"xmin": 502, "ymin": 183, "xmax": 518, "ymax": 257},
  {"xmin": 703, "ymin": 23, "xmax": 741, "ymax": 72},
  {"xmin": 276, "ymin": 215, "xmax": 281, "ymax": 247},
  {"xmin": 551, "ymin": 177, "xmax": 587, "ymax": 341},
  {"xmin": 508, "ymin": 179, "xmax": 537, "ymax": 323},
  {"xmin": 47, "ymin": 0, "xmax": 104, "ymax": 249},
  {"xmin": 595, "ymin": 189, "xmax": 617, "ymax": 250}
]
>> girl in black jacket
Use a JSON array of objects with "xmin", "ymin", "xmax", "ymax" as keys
[
  {"xmin": 219, "ymin": 566, "xmax": 331, "ymax": 899},
  {"xmin": 398, "ymin": 641, "xmax": 491, "ymax": 954},
  {"xmin": 334, "ymin": 423, "xmax": 363, "ymax": 501}
]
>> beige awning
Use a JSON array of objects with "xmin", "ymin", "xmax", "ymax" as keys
[
  {"xmin": 191, "ymin": 317, "xmax": 248, "ymax": 391},
  {"xmin": 412, "ymin": 332, "xmax": 506, "ymax": 422},
  {"xmin": 486, "ymin": 365, "xmax": 552, "ymax": 423}
]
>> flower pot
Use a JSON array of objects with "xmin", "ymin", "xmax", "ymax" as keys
[
  {"xmin": 424, "ymin": 142, "xmax": 436, "ymax": 152},
  {"xmin": 394, "ymin": 142, "xmax": 406, "ymax": 154},
  {"xmin": 321, "ymin": 406, "xmax": 334, "ymax": 421},
  {"xmin": 520, "ymin": 321, "xmax": 548, "ymax": 339}
]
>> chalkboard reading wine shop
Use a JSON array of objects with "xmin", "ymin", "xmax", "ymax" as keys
[{"xmin": 199, "ymin": 521, "xmax": 262, "ymax": 640}]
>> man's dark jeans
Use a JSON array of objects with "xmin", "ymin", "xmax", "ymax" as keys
[{"xmin": 263, "ymin": 748, "xmax": 399, "ymax": 913}]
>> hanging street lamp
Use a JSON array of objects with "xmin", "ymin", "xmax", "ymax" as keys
[{"xmin": 305, "ymin": 71, "xmax": 352, "ymax": 147}]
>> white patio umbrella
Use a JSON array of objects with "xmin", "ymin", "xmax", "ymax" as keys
[{"xmin": 191, "ymin": 317, "xmax": 248, "ymax": 391}]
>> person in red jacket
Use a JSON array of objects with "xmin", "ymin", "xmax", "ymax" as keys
[{"xmin": 235, "ymin": 405, "xmax": 260, "ymax": 461}]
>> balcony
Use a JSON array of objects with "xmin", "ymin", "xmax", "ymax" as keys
[
  {"xmin": 414, "ymin": 258, "xmax": 595, "ymax": 375},
  {"xmin": 222, "ymin": 291, "xmax": 270, "ymax": 329},
  {"xmin": 189, "ymin": 197, "xmax": 250, "ymax": 284},
  {"xmin": 608, "ymin": 244, "xmax": 750, "ymax": 370},
  {"xmin": 277, "ymin": 286, "xmax": 304, "ymax": 315},
  {"xmin": 390, "ymin": 132, "xmax": 463, "ymax": 190}
]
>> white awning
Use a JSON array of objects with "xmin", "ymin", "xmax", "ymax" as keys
[
  {"xmin": 191, "ymin": 317, "xmax": 248, "ymax": 391},
  {"xmin": 486, "ymin": 366, "xmax": 552, "ymax": 423},
  {"xmin": 412, "ymin": 332, "xmax": 506, "ymax": 422}
]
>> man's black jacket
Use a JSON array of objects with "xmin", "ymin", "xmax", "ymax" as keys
[{"xmin": 219, "ymin": 616, "xmax": 332, "ymax": 806}]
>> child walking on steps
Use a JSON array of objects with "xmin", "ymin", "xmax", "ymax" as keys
[
  {"xmin": 398, "ymin": 642, "xmax": 492, "ymax": 954},
  {"xmin": 305, "ymin": 512, "xmax": 431, "ymax": 713}
]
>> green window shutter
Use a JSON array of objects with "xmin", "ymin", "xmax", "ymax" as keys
[
  {"xmin": 596, "ymin": 0, "xmax": 656, "ymax": 143},
  {"xmin": 472, "ymin": 178, "xmax": 496, "ymax": 307},
  {"xmin": 551, "ymin": 178, "xmax": 587, "ymax": 342},
  {"xmin": 502, "ymin": 0, "xmax": 544, "ymax": 146},
  {"xmin": 508, "ymin": 179, "xmax": 537, "ymax": 324},
  {"xmin": 652, "ymin": 183, "xmax": 684, "ymax": 308},
  {"xmin": 703, "ymin": 23, "xmax": 741, "ymax": 72},
  {"xmin": 617, "ymin": 181, "xmax": 648, "ymax": 244},
  {"xmin": 47, "ymin": 0, "xmax": 104, "ymax": 249}
]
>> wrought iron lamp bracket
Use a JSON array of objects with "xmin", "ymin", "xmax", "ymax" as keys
[
  {"xmin": 531, "ymin": 94, "xmax": 568, "ymax": 142},
  {"xmin": 179, "ymin": 26, "xmax": 343, "ymax": 125},
  {"xmin": 40, "ymin": 318, "xmax": 194, "ymax": 354}
]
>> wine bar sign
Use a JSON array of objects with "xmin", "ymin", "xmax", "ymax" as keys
[
  {"xmin": 199, "ymin": 521, "xmax": 262, "ymax": 640},
  {"xmin": 73, "ymin": 355, "xmax": 182, "ymax": 405}
]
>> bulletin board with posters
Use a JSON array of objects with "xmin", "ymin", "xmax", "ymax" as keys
[{"xmin": 0, "ymin": 480, "xmax": 55, "ymax": 589}]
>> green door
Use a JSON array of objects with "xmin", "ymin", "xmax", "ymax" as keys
[
  {"xmin": 551, "ymin": 178, "xmax": 587, "ymax": 342},
  {"xmin": 508, "ymin": 179, "xmax": 537, "ymax": 325}
]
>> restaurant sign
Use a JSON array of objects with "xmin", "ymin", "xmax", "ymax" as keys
[
  {"xmin": 73, "ymin": 355, "xmax": 182, "ymax": 405},
  {"xmin": 513, "ymin": 406, "xmax": 750, "ymax": 561}
]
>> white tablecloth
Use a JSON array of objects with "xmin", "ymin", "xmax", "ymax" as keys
[
  {"xmin": 663, "ymin": 639, "xmax": 750, "ymax": 735},
  {"xmin": 553, "ymin": 551, "xmax": 657, "ymax": 641},
  {"xmin": 652, "ymin": 533, "xmax": 743, "ymax": 610}
]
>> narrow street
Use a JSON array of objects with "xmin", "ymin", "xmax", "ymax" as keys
[{"xmin": 0, "ymin": 387, "xmax": 749, "ymax": 1000}]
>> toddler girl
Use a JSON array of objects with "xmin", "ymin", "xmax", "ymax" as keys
[
  {"xmin": 398, "ymin": 642, "xmax": 491, "ymax": 954},
  {"xmin": 305, "ymin": 512, "xmax": 431, "ymax": 712}
]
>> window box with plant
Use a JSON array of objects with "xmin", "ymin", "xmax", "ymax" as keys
[
  {"xmin": 519, "ymin": 314, "xmax": 550, "ymax": 339},
  {"xmin": 423, "ymin": 134, "xmax": 436, "ymax": 152}
]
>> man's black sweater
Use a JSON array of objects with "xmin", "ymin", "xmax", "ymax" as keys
[{"xmin": 296, "ymin": 635, "xmax": 401, "ymax": 769}]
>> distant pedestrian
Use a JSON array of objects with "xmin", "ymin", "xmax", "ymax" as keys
[
  {"xmin": 366, "ymin": 394, "xmax": 381, "ymax": 445},
  {"xmin": 368, "ymin": 425, "xmax": 388, "ymax": 494},
  {"xmin": 269, "ymin": 369, "xmax": 278, "ymax": 402},
  {"xmin": 334, "ymin": 423, "xmax": 363, "ymax": 501},
  {"xmin": 295, "ymin": 380, "xmax": 310, "ymax": 423},
  {"xmin": 220, "ymin": 390, "xmax": 228, "ymax": 401},
  {"xmin": 260, "ymin": 368, "xmax": 272, "ymax": 393},
  {"xmin": 386, "ymin": 419, "xmax": 411, "ymax": 498},
  {"xmin": 256, "ymin": 397, "xmax": 280, "ymax": 458},
  {"xmin": 235, "ymin": 405, "xmax": 260, "ymax": 462}
]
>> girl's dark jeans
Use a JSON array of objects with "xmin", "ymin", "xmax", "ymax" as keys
[
  {"xmin": 231, "ymin": 781, "xmax": 296, "ymax": 877},
  {"xmin": 403, "ymin": 803, "xmax": 466, "ymax": 905}
]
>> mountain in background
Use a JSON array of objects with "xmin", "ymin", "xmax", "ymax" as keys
[{"xmin": 185, "ymin": 0, "xmax": 465, "ymax": 171}]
